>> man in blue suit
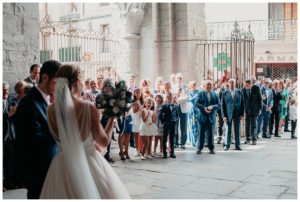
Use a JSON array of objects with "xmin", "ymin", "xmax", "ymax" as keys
[
  {"xmin": 195, "ymin": 80, "xmax": 220, "ymax": 154},
  {"xmin": 222, "ymin": 79, "xmax": 244, "ymax": 150},
  {"xmin": 257, "ymin": 78, "xmax": 273, "ymax": 138},
  {"xmin": 15, "ymin": 60, "xmax": 61, "ymax": 199}
]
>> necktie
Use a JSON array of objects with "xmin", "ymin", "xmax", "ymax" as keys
[{"xmin": 207, "ymin": 92, "xmax": 211, "ymax": 104}]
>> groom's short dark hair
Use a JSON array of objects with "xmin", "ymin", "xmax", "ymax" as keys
[{"xmin": 39, "ymin": 60, "xmax": 61, "ymax": 84}]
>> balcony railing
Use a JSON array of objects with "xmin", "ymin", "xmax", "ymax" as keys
[
  {"xmin": 59, "ymin": 13, "xmax": 80, "ymax": 22},
  {"xmin": 206, "ymin": 19, "xmax": 297, "ymax": 41}
]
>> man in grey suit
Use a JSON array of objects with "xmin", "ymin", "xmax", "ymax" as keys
[
  {"xmin": 257, "ymin": 78, "xmax": 273, "ymax": 138},
  {"xmin": 222, "ymin": 79, "xmax": 244, "ymax": 150}
]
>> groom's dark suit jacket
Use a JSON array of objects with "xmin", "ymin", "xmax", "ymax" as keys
[{"xmin": 15, "ymin": 87, "xmax": 58, "ymax": 198}]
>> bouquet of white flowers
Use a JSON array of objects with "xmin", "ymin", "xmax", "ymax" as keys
[{"xmin": 96, "ymin": 79, "xmax": 132, "ymax": 118}]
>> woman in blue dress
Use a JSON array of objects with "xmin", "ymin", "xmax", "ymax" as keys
[
  {"xmin": 187, "ymin": 81, "xmax": 200, "ymax": 147},
  {"xmin": 117, "ymin": 113, "xmax": 133, "ymax": 160}
]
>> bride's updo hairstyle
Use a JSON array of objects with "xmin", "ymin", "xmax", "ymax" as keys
[{"xmin": 56, "ymin": 64, "xmax": 81, "ymax": 90}]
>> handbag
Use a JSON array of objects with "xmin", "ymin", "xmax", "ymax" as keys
[{"xmin": 178, "ymin": 96, "xmax": 189, "ymax": 113}]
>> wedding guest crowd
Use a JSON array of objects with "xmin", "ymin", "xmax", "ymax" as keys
[{"xmin": 3, "ymin": 62, "xmax": 298, "ymax": 192}]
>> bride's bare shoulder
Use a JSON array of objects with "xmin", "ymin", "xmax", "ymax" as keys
[{"xmin": 76, "ymin": 99, "xmax": 97, "ymax": 113}]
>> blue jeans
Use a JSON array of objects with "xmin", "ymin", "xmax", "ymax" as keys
[
  {"xmin": 179, "ymin": 109, "xmax": 188, "ymax": 146},
  {"xmin": 257, "ymin": 108, "xmax": 271, "ymax": 135}
]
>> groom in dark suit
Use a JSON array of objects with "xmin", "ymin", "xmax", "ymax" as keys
[{"xmin": 15, "ymin": 60, "xmax": 61, "ymax": 199}]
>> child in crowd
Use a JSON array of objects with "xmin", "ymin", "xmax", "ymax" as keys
[
  {"xmin": 139, "ymin": 97, "xmax": 158, "ymax": 160},
  {"xmin": 132, "ymin": 102, "xmax": 142, "ymax": 156},
  {"xmin": 154, "ymin": 94, "xmax": 164, "ymax": 156},
  {"xmin": 133, "ymin": 88, "xmax": 144, "ymax": 153},
  {"xmin": 159, "ymin": 92, "xmax": 179, "ymax": 159}
]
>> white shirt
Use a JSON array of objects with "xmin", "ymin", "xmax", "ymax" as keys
[
  {"xmin": 29, "ymin": 77, "xmax": 36, "ymax": 84},
  {"xmin": 265, "ymin": 89, "xmax": 269, "ymax": 98},
  {"xmin": 36, "ymin": 86, "xmax": 50, "ymax": 105},
  {"xmin": 230, "ymin": 88, "xmax": 235, "ymax": 100},
  {"xmin": 290, "ymin": 105, "xmax": 297, "ymax": 121}
]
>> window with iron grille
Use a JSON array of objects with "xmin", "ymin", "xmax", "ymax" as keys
[
  {"xmin": 59, "ymin": 46, "xmax": 81, "ymax": 62},
  {"xmin": 40, "ymin": 50, "xmax": 52, "ymax": 64},
  {"xmin": 272, "ymin": 63, "xmax": 297, "ymax": 80},
  {"xmin": 101, "ymin": 24, "xmax": 110, "ymax": 53}
]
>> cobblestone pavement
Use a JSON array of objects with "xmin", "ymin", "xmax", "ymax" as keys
[{"xmin": 3, "ymin": 132, "xmax": 297, "ymax": 199}]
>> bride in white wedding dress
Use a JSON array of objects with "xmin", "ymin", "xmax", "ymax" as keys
[{"xmin": 40, "ymin": 64, "xmax": 130, "ymax": 199}]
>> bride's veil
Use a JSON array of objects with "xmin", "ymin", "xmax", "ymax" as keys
[{"xmin": 54, "ymin": 78, "xmax": 101, "ymax": 198}]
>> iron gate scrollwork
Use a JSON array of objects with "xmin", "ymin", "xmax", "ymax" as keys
[
  {"xmin": 39, "ymin": 15, "xmax": 119, "ymax": 80},
  {"xmin": 198, "ymin": 21, "xmax": 255, "ymax": 88}
]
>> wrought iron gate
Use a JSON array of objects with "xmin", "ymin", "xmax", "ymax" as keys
[
  {"xmin": 198, "ymin": 22, "xmax": 255, "ymax": 87},
  {"xmin": 39, "ymin": 15, "xmax": 119, "ymax": 80}
]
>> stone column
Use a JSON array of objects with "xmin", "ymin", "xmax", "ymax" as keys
[
  {"xmin": 116, "ymin": 3, "xmax": 145, "ymax": 80},
  {"xmin": 152, "ymin": 3, "xmax": 160, "ymax": 78},
  {"xmin": 169, "ymin": 3, "xmax": 175, "ymax": 73}
]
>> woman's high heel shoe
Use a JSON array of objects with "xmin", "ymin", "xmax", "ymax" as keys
[
  {"xmin": 124, "ymin": 152, "xmax": 131, "ymax": 160},
  {"xmin": 119, "ymin": 152, "xmax": 126, "ymax": 161}
]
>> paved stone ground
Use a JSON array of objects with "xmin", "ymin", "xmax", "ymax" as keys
[{"xmin": 3, "ymin": 132, "xmax": 297, "ymax": 199}]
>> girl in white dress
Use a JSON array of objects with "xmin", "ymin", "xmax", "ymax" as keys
[
  {"xmin": 132, "ymin": 102, "xmax": 142, "ymax": 156},
  {"xmin": 154, "ymin": 94, "xmax": 164, "ymax": 156},
  {"xmin": 139, "ymin": 97, "xmax": 158, "ymax": 160},
  {"xmin": 40, "ymin": 64, "xmax": 130, "ymax": 199},
  {"xmin": 132, "ymin": 88, "xmax": 144, "ymax": 156}
]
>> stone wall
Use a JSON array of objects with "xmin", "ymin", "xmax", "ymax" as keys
[{"xmin": 3, "ymin": 3, "xmax": 39, "ymax": 92}]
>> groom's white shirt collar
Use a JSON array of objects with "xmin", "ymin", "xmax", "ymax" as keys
[{"xmin": 36, "ymin": 86, "xmax": 50, "ymax": 105}]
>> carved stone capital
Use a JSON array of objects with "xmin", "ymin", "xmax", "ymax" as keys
[{"xmin": 116, "ymin": 3, "xmax": 145, "ymax": 35}]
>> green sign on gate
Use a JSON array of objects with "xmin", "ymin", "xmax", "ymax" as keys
[{"xmin": 214, "ymin": 52, "xmax": 231, "ymax": 71}]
